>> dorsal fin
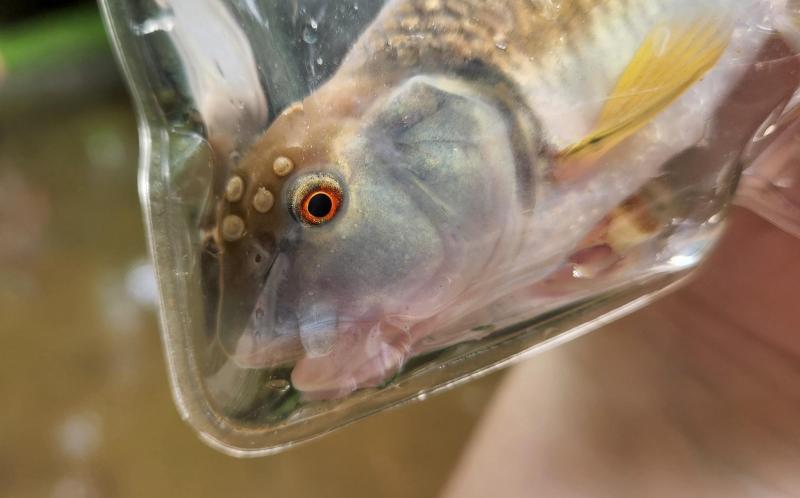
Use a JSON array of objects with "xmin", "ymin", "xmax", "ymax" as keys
[{"xmin": 558, "ymin": 12, "xmax": 733, "ymax": 165}]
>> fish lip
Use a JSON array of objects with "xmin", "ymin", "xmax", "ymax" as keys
[
  {"xmin": 231, "ymin": 331, "xmax": 304, "ymax": 369},
  {"xmin": 289, "ymin": 318, "xmax": 415, "ymax": 398},
  {"xmin": 298, "ymin": 307, "xmax": 340, "ymax": 358}
]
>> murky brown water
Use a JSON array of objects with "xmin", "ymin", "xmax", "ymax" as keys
[{"xmin": 0, "ymin": 67, "xmax": 500, "ymax": 498}]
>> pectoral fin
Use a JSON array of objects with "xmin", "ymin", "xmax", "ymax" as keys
[{"xmin": 558, "ymin": 13, "xmax": 733, "ymax": 166}]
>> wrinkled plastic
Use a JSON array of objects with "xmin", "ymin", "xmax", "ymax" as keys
[
  {"xmin": 736, "ymin": 108, "xmax": 800, "ymax": 238},
  {"xmin": 100, "ymin": 0, "xmax": 800, "ymax": 456}
]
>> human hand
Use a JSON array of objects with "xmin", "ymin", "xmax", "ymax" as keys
[{"xmin": 443, "ymin": 122, "xmax": 800, "ymax": 497}]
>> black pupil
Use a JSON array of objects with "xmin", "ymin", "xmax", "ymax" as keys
[{"xmin": 307, "ymin": 192, "xmax": 333, "ymax": 218}]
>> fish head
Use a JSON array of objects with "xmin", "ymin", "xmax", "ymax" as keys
[{"xmin": 214, "ymin": 74, "xmax": 532, "ymax": 389}]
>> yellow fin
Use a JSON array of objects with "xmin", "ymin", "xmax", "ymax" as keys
[{"xmin": 560, "ymin": 14, "xmax": 733, "ymax": 162}]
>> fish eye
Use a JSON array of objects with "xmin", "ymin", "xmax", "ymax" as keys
[
  {"xmin": 291, "ymin": 174, "xmax": 343, "ymax": 225},
  {"xmin": 301, "ymin": 189, "xmax": 339, "ymax": 224},
  {"xmin": 305, "ymin": 191, "xmax": 334, "ymax": 218}
]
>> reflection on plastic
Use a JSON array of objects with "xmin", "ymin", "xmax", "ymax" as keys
[
  {"xmin": 737, "ymin": 111, "xmax": 800, "ymax": 238},
  {"xmin": 100, "ymin": 0, "xmax": 800, "ymax": 455}
]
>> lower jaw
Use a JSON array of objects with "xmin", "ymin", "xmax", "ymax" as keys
[{"xmin": 291, "ymin": 319, "xmax": 416, "ymax": 399}]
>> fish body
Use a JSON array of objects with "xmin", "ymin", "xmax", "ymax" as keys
[{"xmin": 211, "ymin": 0, "xmax": 800, "ymax": 397}]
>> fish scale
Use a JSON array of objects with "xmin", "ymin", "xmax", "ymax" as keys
[
  {"xmin": 345, "ymin": 0, "xmax": 707, "ymax": 148},
  {"xmin": 352, "ymin": 0, "xmax": 668, "ymax": 76},
  {"xmin": 354, "ymin": 0, "xmax": 594, "ymax": 77}
]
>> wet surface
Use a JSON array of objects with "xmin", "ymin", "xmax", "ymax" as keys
[{"xmin": 0, "ymin": 85, "xmax": 499, "ymax": 497}]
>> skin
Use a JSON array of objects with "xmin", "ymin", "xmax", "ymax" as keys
[
  {"xmin": 443, "ymin": 105, "xmax": 800, "ymax": 497},
  {"xmin": 442, "ymin": 208, "xmax": 800, "ymax": 498}
]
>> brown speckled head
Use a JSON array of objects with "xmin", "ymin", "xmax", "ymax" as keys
[{"xmin": 211, "ymin": 79, "xmax": 380, "ymax": 362}]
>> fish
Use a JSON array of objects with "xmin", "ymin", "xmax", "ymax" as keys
[{"xmin": 207, "ymin": 0, "xmax": 800, "ymax": 399}]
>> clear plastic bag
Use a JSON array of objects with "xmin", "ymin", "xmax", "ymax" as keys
[{"xmin": 99, "ymin": 0, "xmax": 800, "ymax": 455}]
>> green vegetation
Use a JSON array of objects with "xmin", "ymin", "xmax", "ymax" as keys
[{"xmin": 0, "ymin": 5, "xmax": 107, "ymax": 74}]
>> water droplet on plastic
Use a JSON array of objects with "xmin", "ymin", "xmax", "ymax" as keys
[
  {"xmin": 132, "ymin": 11, "xmax": 175, "ymax": 35},
  {"xmin": 302, "ymin": 20, "xmax": 319, "ymax": 44}
]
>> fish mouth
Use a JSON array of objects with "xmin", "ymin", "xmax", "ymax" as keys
[
  {"xmin": 212, "ymin": 231, "xmax": 414, "ymax": 384},
  {"xmin": 288, "ymin": 317, "xmax": 415, "ymax": 400},
  {"xmin": 218, "ymin": 258, "xmax": 482, "ymax": 395},
  {"xmin": 211, "ymin": 234, "xmax": 491, "ymax": 395},
  {"xmin": 217, "ymin": 245, "xmax": 373, "ymax": 373},
  {"xmin": 231, "ymin": 298, "xmax": 417, "ymax": 399},
  {"xmin": 230, "ymin": 299, "xmax": 343, "ymax": 369},
  {"xmin": 215, "ymin": 236, "xmax": 306, "ymax": 368}
]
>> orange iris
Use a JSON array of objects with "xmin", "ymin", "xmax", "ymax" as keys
[{"xmin": 300, "ymin": 188, "xmax": 341, "ymax": 224}]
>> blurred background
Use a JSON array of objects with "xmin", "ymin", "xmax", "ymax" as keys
[{"xmin": 0, "ymin": 2, "xmax": 501, "ymax": 497}]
